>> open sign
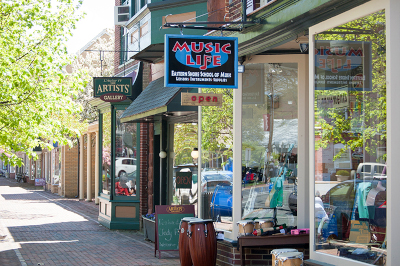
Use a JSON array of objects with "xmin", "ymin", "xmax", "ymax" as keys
[{"xmin": 175, "ymin": 172, "xmax": 192, "ymax": 189}]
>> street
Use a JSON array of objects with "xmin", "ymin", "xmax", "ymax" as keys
[{"xmin": 0, "ymin": 177, "xmax": 180, "ymax": 266}]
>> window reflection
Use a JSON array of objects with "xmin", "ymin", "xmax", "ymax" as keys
[
  {"xmin": 241, "ymin": 63, "xmax": 298, "ymax": 228},
  {"xmin": 102, "ymin": 112, "xmax": 112, "ymax": 194},
  {"xmin": 314, "ymin": 10, "xmax": 386, "ymax": 264},
  {"xmin": 114, "ymin": 110, "xmax": 137, "ymax": 197},
  {"xmin": 200, "ymin": 88, "xmax": 233, "ymax": 231}
]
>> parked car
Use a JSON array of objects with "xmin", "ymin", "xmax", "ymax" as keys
[
  {"xmin": 289, "ymin": 178, "xmax": 387, "ymax": 243},
  {"xmin": 356, "ymin": 163, "xmax": 386, "ymax": 179},
  {"xmin": 201, "ymin": 171, "xmax": 232, "ymax": 193},
  {"xmin": 288, "ymin": 190, "xmax": 297, "ymax": 215},
  {"xmin": 115, "ymin": 157, "xmax": 137, "ymax": 178},
  {"xmin": 320, "ymin": 179, "xmax": 386, "ymax": 241},
  {"xmin": 210, "ymin": 183, "xmax": 232, "ymax": 221}
]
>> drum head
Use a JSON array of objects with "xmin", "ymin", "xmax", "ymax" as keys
[
  {"xmin": 277, "ymin": 252, "xmax": 303, "ymax": 261},
  {"xmin": 188, "ymin": 219, "xmax": 213, "ymax": 224},
  {"xmin": 182, "ymin": 217, "xmax": 201, "ymax": 222},
  {"xmin": 271, "ymin": 248, "xmax": 298, "ymax": 255},
  {"xmin": 237, "ymin": 220, "xmax": 254, "ymax": 225}
]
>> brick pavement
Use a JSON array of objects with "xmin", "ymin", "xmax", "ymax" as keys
[{"xmin": 0, "ymin": 177, "xmax": 180, "ymax": 266}]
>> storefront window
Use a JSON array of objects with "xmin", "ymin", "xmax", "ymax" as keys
[
  {"xmin": 314, "ymin": 10, "xmax": 386, "ymax": 264},
  {"xmin": 102, "ymin": 112, "xmax": 112, "ymax": 194},
  {"xmin": 36, "ymin": 155, "xmax": 41, "ymax": 178},
  {"xmin": 114, "ymin": 110, "xmax": 137, "ymax": 197},
  {"xmin": 53, "ymin": 148, "xmax": 61, "ymax": 185},
  {"xmin": 172, "ymin": 123, "xmax": 198, "ymax": 206},
  {"xmin": 31, "ymin": 159, "xmax": 35, "ymax": 180},
  {"xmin": 241, "ymin": 63, "xmax": 298, "ymax": 228},
  {"xmin": 201, "ymin": 88, "xmax": 233, "ymax": 231}
]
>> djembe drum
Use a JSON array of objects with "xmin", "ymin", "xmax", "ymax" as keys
[
  {"xmin": 188, "ymin": 219, "xmax": 217, "ymax": 266},
  {"xmin": 277, "ymin": 251, "xmax": 303, "ymax": 266},
  {"xmin": 179, "ymin": 217, "xmax": 201, "ymax": 266},
  {"xmin": 271, "ymin": 248, "xmax": 298, "ymax": 266},
  {"xmin": 254, "ymin": 218, "xmax": 275, "ymax": 230},
  {"xmin": 237, "ymin": 220, "xmax": 254, "ymax": 236}
]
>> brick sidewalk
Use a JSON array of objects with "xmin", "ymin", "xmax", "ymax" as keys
[{"xmin": 0, "ymin": 177, "xmax": 180, "ymax": 266}]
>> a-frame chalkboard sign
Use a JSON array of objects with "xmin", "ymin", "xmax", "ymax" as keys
[{"xmin": 154, "ymin": 205, "xmax": 195, "ymax": 259}]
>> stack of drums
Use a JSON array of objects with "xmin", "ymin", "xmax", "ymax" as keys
[
  {"xmin": 276, "ymin": 252, "xmax": 303, "ymax": 266},
  {"xmin": 271, "ymin": 248, "xmax": 298, "ymax": 266},
  {"xmin": 179, "ymin": 217, "xmax": 202, "ymax": 266},
  {"xmin": 188, "ymin": 219, "xmax": 217, "ymax": 266},
  {"xmin": 237, "ymin": 220, "xmax": 254, "ymax": 236},
  {"xmin": 254, "ymin": 218, "xmax": 275, "ymax": 231}
]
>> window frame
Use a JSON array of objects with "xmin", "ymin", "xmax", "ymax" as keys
[{"xmin": 308, "ymin": 0, "xmax": 391, "ymax": 265}]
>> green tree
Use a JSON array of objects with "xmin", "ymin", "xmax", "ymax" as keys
[
  {"xmin": 315, "ymin": 10, "xmax": 386, "ymax": 162},
  {"xmin": 0, "ymin": 0, "xmax": 87, "ymax": 166},
  {"xmin": 69, "ymin": 28, "xmax": 115, "ymax": 123}
]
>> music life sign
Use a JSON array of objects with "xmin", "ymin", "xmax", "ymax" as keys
[
  {"xmin": 165, "ymin": 35, "xmax": 238, "ymax": 88},
  {"xmin": 93, "ymin": 77, "xmax": 132, "ymax": 102}
]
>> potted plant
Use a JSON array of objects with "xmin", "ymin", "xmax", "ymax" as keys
[
  {"xmin": 142, "ymin": 213, "xmax": 155, "ymax": 242},
  {"xmin": 336, "ymin": 170, "xmax": 351, "ymax": 182}
]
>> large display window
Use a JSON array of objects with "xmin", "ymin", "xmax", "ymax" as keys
[
  {"xmin": 310, "ymin": 2, "xmax": 388, "ymax": 265},
  {"xmin": 101, "ymin": 111, "xmax": 111, "ymax": 195},
  {"xmin": 200, "ymin": 88, "xmax": 233, "ymax": 231},
  {"xmin": 114, "ymin": 109, "xmax": 137, "ymax": 197},
  {"xmin": 241, "ymin": 63, "xmax": 299, "ymax": 227}
]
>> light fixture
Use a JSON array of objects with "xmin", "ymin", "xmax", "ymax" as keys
[
  {"xmin": 159, "ymin": 151, "xmax": 167, "ymax": 159},
  {"xmin": 299, "ymin": 43, "xmax": 309, "ymax": 53},
  {"xmin": 191, "ymin": 148, "xmax": 199, "ymax": 159}
]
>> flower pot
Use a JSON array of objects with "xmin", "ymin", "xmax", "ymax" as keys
[
  {"xmin": 143, "ymin": 217, "xmax": 155, "ymax": 242},
  {"xmin": 336, "ymin": 175, "xmax": 350, "ymax": 182}
]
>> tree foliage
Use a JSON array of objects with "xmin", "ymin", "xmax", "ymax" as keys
[
  {"xmin": 69, "ymin": 28, "xmax": 115, "ymax": 123},
  {"xmin": 0, "ymin": 0, "xmax": 87, "ymax": 166},
  {"xmin": 315, "ymin": 10, "xmax": 386, "ymax": 162}
]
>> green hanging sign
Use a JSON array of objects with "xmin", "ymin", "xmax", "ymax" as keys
[{"xmin": 93, "ymin": 77, "xmax": 132, "ymax": 102}]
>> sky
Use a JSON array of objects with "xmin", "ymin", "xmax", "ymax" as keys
[{"xmin": 66, "ymin": 0, "xmax": 115, "ymax": 54}]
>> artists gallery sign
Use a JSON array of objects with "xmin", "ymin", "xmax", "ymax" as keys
[
  {"xmin": 93, "ymin": 77, "xmax": 132, "ymax": 102},
  {"xmin": 165, "ymin": 35, "xmax": 238, "ymax": 88}
]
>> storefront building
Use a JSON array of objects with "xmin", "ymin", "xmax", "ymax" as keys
[
  {"xmin": 108, "ymin": 0, "xmax": 398, "ymax": 264},
  {"xmin": 193, "ymin": 0, "xmax": 397, "ymax": 265}
]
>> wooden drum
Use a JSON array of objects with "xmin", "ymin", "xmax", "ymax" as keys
[
  {"xmin": 237, "ymin": 220, "xmax": 254, "ymax": 236},
  {"xmin": 179, "ymin": 217, "xmax": 201, "ymax": 266},
  {"xmin": 277, "ymin": 252, "xmax": 303, "ymax": 266},
  {"xmin": 254, "ymin": 219, "xmax": 274, "ymax": 230},
  {"xmin": 271, "ymin": 248, "xmax": 298, "ymax": 266},
  {"xmin": 188, "ymin": 219, "xmax": 217, "ymax": 266}
]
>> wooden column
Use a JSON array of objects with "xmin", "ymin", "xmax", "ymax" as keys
[
  {"xmin": 86, "ymin": 133, "xmax": 92, "ymax": 202},
  {"xmin": 79, "ymin": 134, "xmax": 84, "ymax": 200}
]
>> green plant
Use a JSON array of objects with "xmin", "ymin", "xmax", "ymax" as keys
[{"xmin": 336, "ymin": 170, "xmax": 350, "ymax": 176}]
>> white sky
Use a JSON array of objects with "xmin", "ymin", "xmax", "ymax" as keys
[{"xmin": 66, "ymin": 0, "xmax": 115, "ymax": 54}]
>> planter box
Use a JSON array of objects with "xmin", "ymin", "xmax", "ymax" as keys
[{"xmin": 143, "ymin": 217, "xmax": 155, "ymax": 242}]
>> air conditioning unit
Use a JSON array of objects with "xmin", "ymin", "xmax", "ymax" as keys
[
  {"xmin": 114, "ymin": 5, "xmax": 130, "ymax": 26},
  {"xmin": 246, "ymin": 0, "xmax": 260, "ymax": 15}
]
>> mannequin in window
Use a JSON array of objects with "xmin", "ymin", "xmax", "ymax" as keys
[{"xmin": 115, "ymin": 177, "xmax": 129, "ymax": 196}]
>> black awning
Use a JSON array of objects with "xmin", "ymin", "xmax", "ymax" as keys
[{"xmin": 120, "ymin": 77, "xmax": 198, "ymax": 123}]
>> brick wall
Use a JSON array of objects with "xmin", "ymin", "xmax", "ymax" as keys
[
  {"xmin": 62, "ymin": 133, "xmax": 97, "ymax": 199},
  {"xmin": 64, "ymin": 144, "xmax": 79, "ymax": 198},
  {"xmin": 140, "ymin": 123, "xmax": 149, "ymax": 217},
  {"xmin": 216, "ymin": 240, "xmax": 309, "ymax": 266},
  {"xmin": 217, "ymin": 241, "xmax": 241, "ymax": 265},
  {"xmin": 230, "ymin": 0, "xmax": 242, "ymax": 21}
]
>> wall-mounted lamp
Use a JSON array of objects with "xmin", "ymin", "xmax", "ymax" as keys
[
  {"xmin": 159, "ymin": 151, "xmax": 167, "ymax": 159},
  {"xmin": 299, "ymin": 43, "xmax": 309, "ymax": 53},
  {"xmin": 191, "ymin": 148, "xmax": 199, "ymax": 159}
]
